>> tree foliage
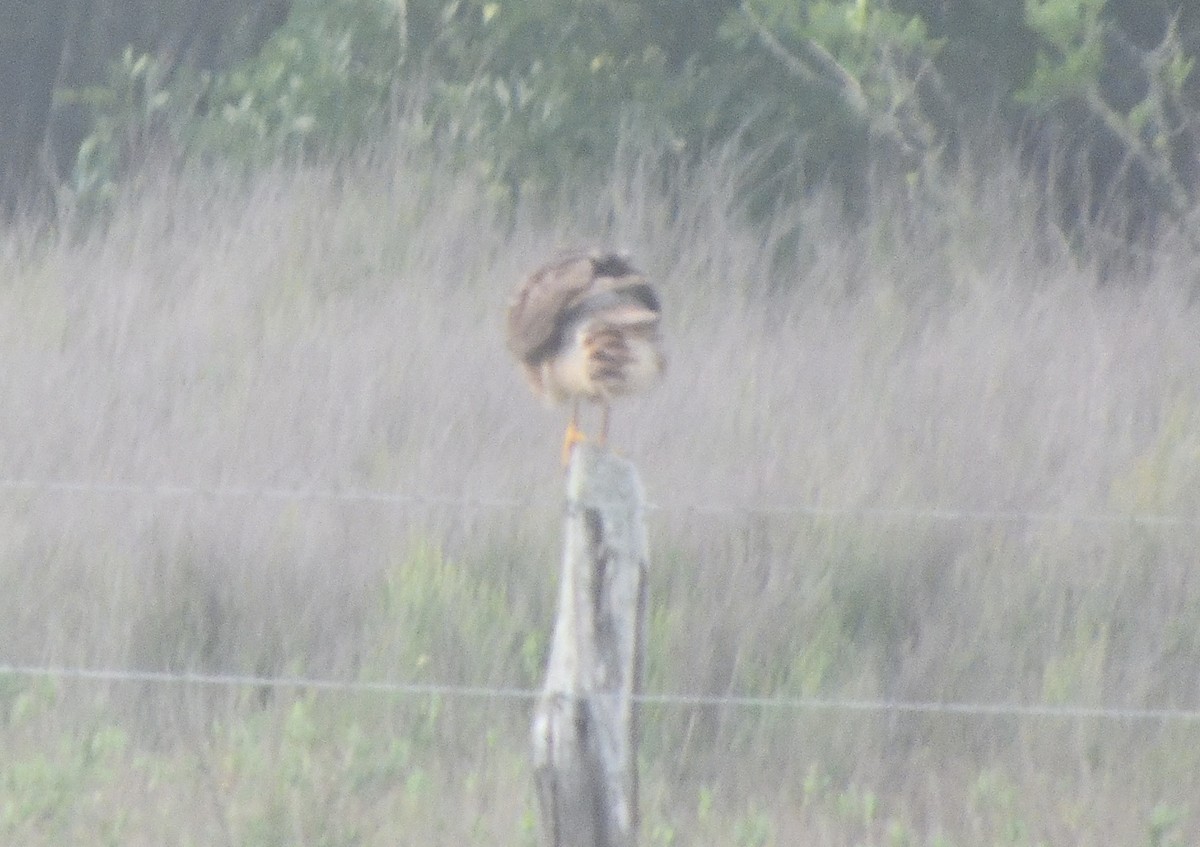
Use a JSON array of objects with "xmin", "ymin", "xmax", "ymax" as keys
[{"xmin": 5, "ymin": 0, "xmax": 1200, "ymax": 244}]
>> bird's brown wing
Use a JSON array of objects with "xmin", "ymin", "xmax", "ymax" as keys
[
  {"xmin": 506, "ymin": 255, "xmax": 598, "ymax": 363},
  {"xmin": 586, "ymin": 274, "xmax": 660, "ymax": 318}
]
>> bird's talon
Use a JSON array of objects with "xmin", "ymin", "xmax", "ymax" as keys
[{"xmin": 562, "ymin": 421, "xmax": 588, "ymax": 466}]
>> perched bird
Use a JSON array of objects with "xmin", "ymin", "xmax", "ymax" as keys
[{"xmin": 507, "ymin": 250, "xmax": 665, "ymax": 463}]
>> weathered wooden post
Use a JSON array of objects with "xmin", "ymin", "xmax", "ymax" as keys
[{"xmin": 531, "ymin": 444, "xmax": 649, "ymax": 847}]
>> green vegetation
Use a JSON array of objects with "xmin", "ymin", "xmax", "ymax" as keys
[{"xmin": 5, "ymin": 0, "xmax": 1200, "ymax": 242}]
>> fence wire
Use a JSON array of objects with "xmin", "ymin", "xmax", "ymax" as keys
[
  {"xmin": 1, "ymin": 476, "xmax": 1197, "ymax": 527},
  {"xmin": 2, "ymin": 663, "xmax": 1199, "ymax": 723},
  {"xmin": 2, "ymin": 477, "xmax": 1198, "ymax": 725}
]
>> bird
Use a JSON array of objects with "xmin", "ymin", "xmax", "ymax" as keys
[{"xmin": 506, "ymin": 250, "xmax": 665, "ymax": 464}]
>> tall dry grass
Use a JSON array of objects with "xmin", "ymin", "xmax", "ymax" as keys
[{"xmin": 1, "ymin": 129, "xmax": 1199, "ymax": 844}]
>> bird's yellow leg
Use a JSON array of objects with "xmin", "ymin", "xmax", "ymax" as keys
[{"xmin": 562, "ymin": 400, "xmax": 588, "ymax": 466}]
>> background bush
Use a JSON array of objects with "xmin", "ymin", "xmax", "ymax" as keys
[{"xmin": 3, "ymin": 0, "xmax": 1199, "ymax": 251}]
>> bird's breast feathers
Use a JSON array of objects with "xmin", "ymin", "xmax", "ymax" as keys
[{"xmin": 530, "ymin": 316, "xmax": 663, "ymax": 405}]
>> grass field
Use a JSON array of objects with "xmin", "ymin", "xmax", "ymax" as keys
[{"xmin": 2, "ymin": 133, "xmax": 1199, "ymax": 845}]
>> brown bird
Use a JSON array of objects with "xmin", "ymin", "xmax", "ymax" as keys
[{"xmin": 507, "ymin": 250, "xmax": 665, "ymax": 463}]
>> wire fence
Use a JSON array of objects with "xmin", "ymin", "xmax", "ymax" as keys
[
  {"xmin": 3, "ymin": 476, "xmax": 1199, "ymax": 725},
  {"xmin": 1, "ymin": 476, "xmax": 1197, "ymax": 527},
  {"xmin": 3, "ymin": 663, "xmax": 1200, "ymax": 723}
]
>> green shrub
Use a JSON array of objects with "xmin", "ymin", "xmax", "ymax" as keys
[{"xmin": 63, "ymin": 0, "xmax": 405, "ymax": 216}]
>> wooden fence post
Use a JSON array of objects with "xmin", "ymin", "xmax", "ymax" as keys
[{"xmin": 531, "ymin": 444, "xmax": 649, "ymax": 847}]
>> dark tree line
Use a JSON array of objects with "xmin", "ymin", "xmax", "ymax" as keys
[
  {"xmin": 4, "ymin": 0, "xmax": 1200, "ymax": 242},
  {"xmin": 1, "ymin": 0, "xmax": 291, "ymax": 216},
  {"xmin": 0, "ymin": 1, "xmax": 73, "ymax": 216}
]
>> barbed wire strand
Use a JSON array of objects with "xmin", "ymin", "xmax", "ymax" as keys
[
  {"xmin": 0, "ymin": 477, "xmax": 1196, "ymax": 527},
  {"xmin": 2, "ymin": 664, "xmax": 1199, "ymax": 722},
  {"xmin": 3, "ymin": 481, "xmax": 1197, "ymax": 723}
]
